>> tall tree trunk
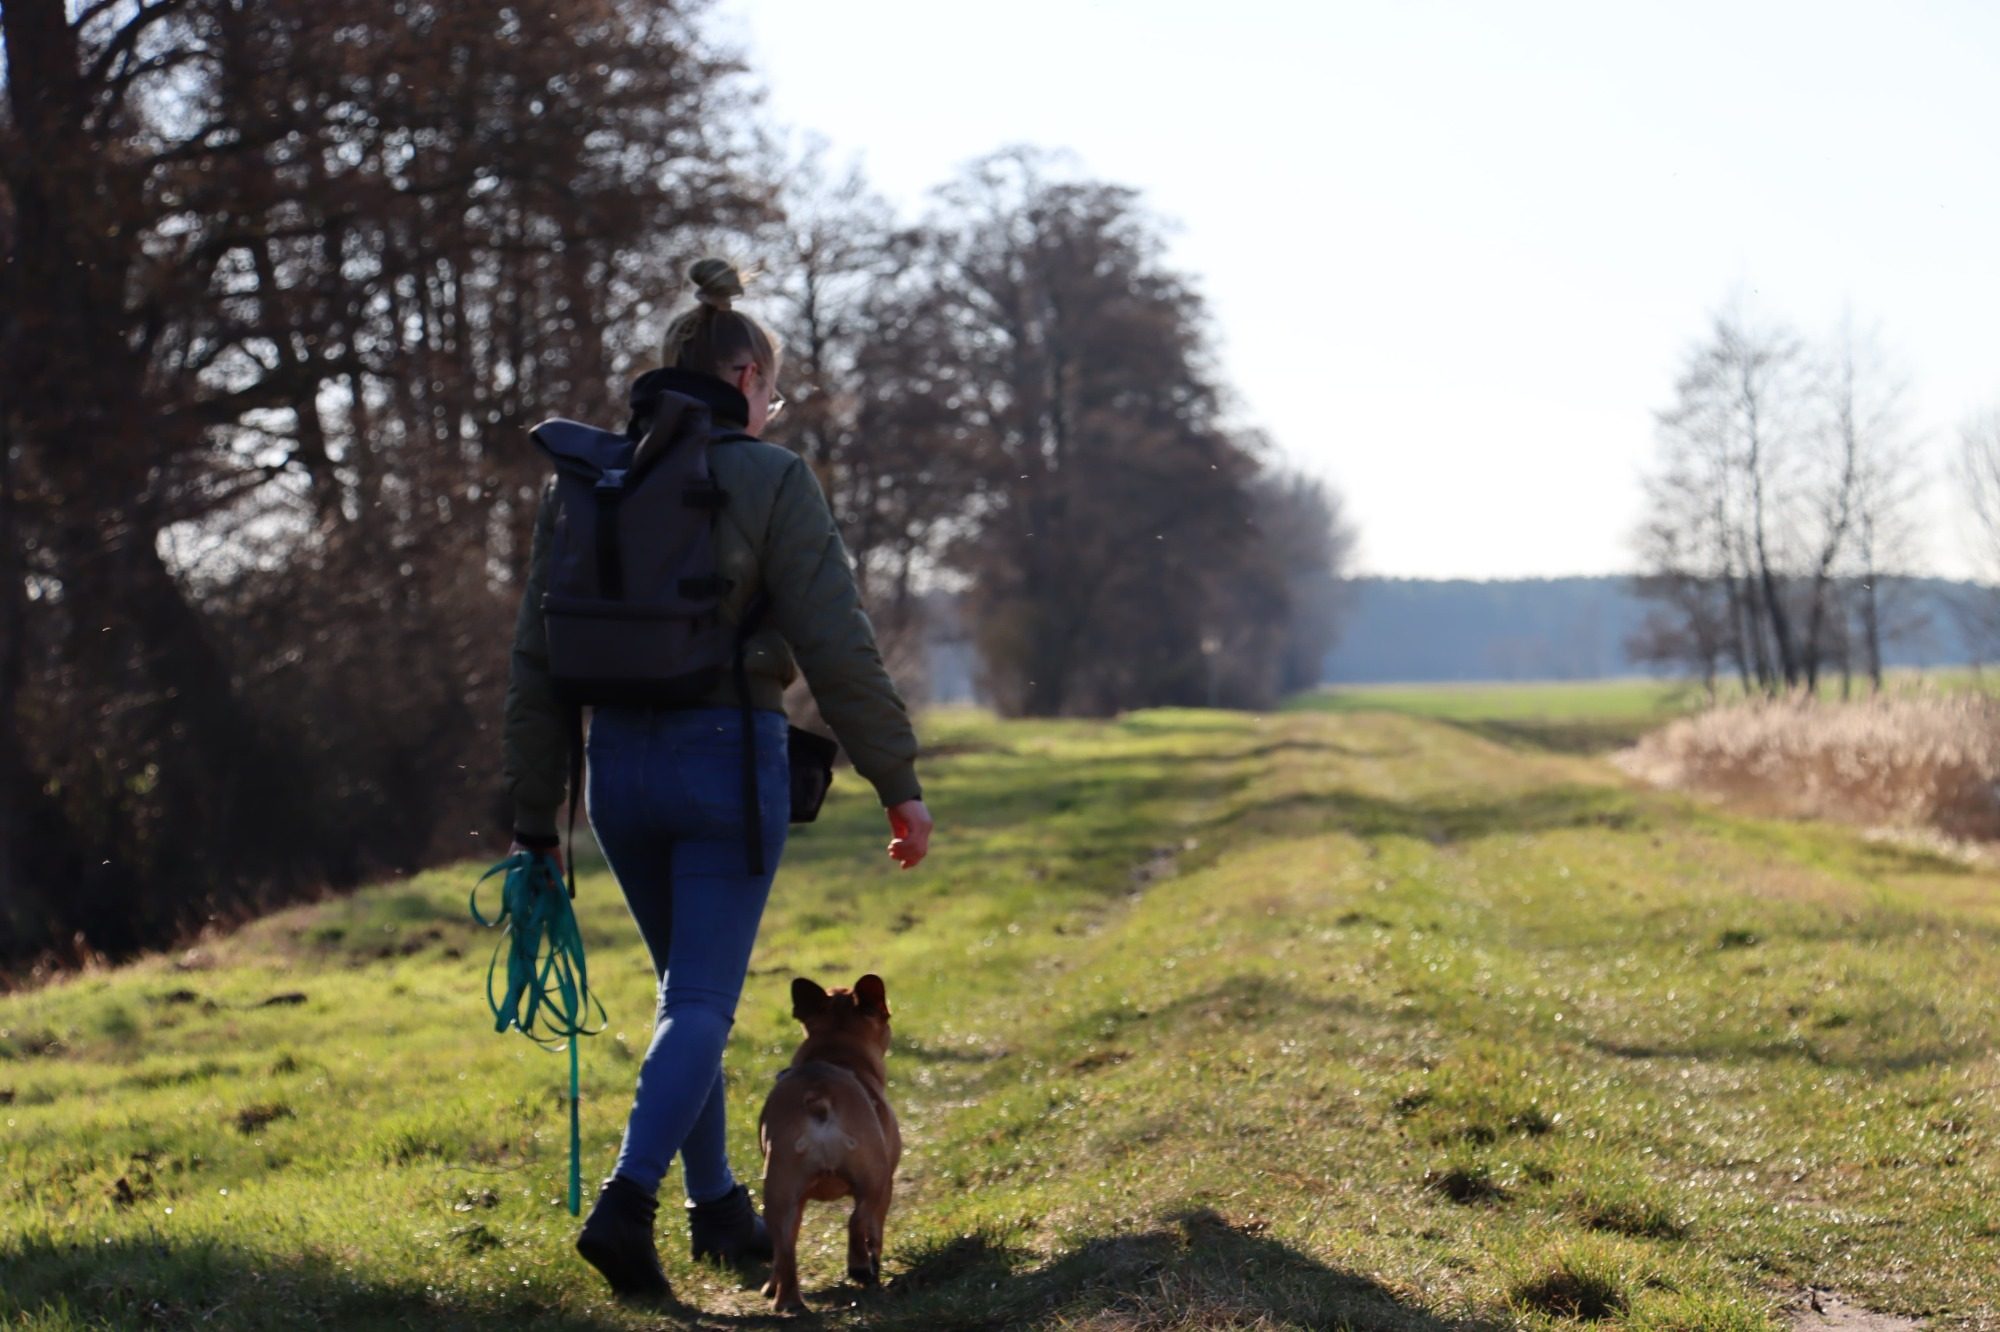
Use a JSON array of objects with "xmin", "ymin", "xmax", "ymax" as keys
[
  {"xmin": 1722, "ymin": 575, "xmax": 1755, "ymax": 692},
  {"xmin": 1, "ymin": 0, "xmax": 148, "ymax": 955},
  {"xmin": 1862, "ymin": 577, "xmax": 1885, "ymax": 691},
  {"xmin": 1741, "ymin": 369, "xmax": 1799, "ymax": 688},
  {"xmin": 1802, "ymin": 588, "xmax": 1826, "ymax": 693},
  {"xmin": 0, "ymin": 282, "xmax": 25, "ymax": 913},
  {"xmin": 0, "ymin": 403, "xmax": 89, "ymax": 954},
  {"xmin": 1751, "ymin": 514, "xmax": 1797, "ymax": 688},
  {"xmin": 1734, "ymin": 568, "xmax": 1774, "ymax": 691}
]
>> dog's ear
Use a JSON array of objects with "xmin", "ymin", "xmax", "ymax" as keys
[
  {"xmin": 854, "ymin": 973, "xmax": 889, "ymax": 1018},
  {"xmin": 792, "ymin": 977, "xmax": 831, "ymax": 1020}
]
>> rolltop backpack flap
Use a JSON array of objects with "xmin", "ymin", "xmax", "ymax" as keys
[{"xmin": 530, "ymin": 418, "xmax": 634, "ymax": 481}]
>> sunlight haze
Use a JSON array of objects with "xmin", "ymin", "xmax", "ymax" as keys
[{"xmin": 715, "ymin": 0, "xmax": 2000, "ymax": 580}]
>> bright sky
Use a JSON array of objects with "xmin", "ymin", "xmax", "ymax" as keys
[{"xmin": 712, "ymin": 0, "xmax": 2000, "ymax": 580}]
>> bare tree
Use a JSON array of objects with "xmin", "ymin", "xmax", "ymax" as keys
[
  {"xmin": 1630, "ymin": 433, "xmax": 1751, "ymax": 691},
  {"xmin": 1957, "ymin": 408, "xmax": 2000, "ymax": 665},
  {"xmin": 1641, "ymin": 312, "xmax": 1803, "ymax": 690},
  {"xmin": 1829, "ymin": 327, "xmax": 1926, "ymax": 690},
  {"xmin": 1635, "ymin": 308, "xmax": 1927, "ymax": 697},
  {"xmin": 760, "ymin": 140, "xmax": 966, "ymax": 691}
]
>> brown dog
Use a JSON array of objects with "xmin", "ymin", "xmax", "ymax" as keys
[{"xmin": 757, "ymin": 974, "xmax": 901, "ymax": 1314}]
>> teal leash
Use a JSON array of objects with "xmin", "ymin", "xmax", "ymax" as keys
[{"xmin": 471, "ymin": 850, "xmax": 606, "ymax": 1216}]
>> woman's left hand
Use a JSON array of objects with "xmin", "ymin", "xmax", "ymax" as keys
[{"xmin": 885, "ymin": 800, "xmax": 932, "ymax": 870}]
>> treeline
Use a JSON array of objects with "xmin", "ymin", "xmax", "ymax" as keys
[
  {"xmin": 0, "ymin": 2, "xmax": 1351, "ymax": 970},
  {"xmin": 1631, "ymin": 310, "xmax": 1998, "ymax": 694},
  {"xmin": 1318, "ymin": 576, "xmax": 1984, "ymax": 685},
  {"xmin": 763, "ymin": 150, "xmax": 1352, "ymax": 715}
]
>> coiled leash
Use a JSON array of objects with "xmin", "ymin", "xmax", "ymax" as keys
[{"xmin": 471, "ymin": 850, "xmax": 606, "ymax": 1216}]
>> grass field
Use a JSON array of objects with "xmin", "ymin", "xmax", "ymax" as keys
[
  {"xmin": 1289, "ymin": 678, "xmax": 1698, "ymax": 754},
  {"xmin": 1295, "ymin": 671, "xmax": 1999, "ymax": 753},
  {"xmin": 4, "ymin": 694, "xmax": 1998, "ymax": 1330}
]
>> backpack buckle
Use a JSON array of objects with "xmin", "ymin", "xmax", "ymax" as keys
[
  {"xmin": 678, "ymin": 575, "xmax": 731, "ymax": 600},
  {"xmin": 683, "ymin": 481, "xmax": 727, "ymax": 511}
]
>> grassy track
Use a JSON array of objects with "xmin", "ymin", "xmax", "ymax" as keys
[
  {"xmin": 1288, "ymin": 679, "xmax": 1694, "ymax": 754},
  {"xmin": 1292, "ymin": 671, "xmax": 1999, "ymax": 751},
  {"xmin": 4, "ymin": 701, "xmax": 1997, "ymax": 1330}
]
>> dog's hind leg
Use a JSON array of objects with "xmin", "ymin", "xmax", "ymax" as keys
[
  {"xmin": 845, "ymin": 1195, "xmax": 876, "ymax": 1287},
  {"xmin": 847, "ymin": 1176, "xmax": 888, "ymax": 1287},
  {"xmin": 761, "ymin": 1180, "xmax": 810, "ymax": 1314},
  {"xmin": 866, "ymin": 1176, "xmax": 892, "ymax": 1285}
]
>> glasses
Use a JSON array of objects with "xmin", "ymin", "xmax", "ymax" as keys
[{"xmin": 730, "ymin": 363, "xmax": 785, "ymax": 421}]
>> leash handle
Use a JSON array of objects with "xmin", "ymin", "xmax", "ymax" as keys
[
  {"xmin": 569, "ymin": 1034, "xmax": 583, "ymax": 1215},
  {"xmin": 471, "ymin": 850, "xmax": 603, "ymax": 1216}
]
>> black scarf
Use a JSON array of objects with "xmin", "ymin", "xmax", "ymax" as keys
[{"xmin": 625, "ymin": 367, "xmax": 750, "ymax": 439}]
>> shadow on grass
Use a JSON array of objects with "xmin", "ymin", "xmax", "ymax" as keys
[
  {"xmin": 1074, "ymin": 974, "xmax": 1409, "ymax": 1041},
  {"xmin": 1439, "ymin": 716, "xmax": 1660, "ymax": 756},
  {"xmin": 1233, "ymin": 736, "xmax": 1417, "ymax": 762},
  {"xmin": 900, "ymin": 736, "xmax": 1642, "ymax": 870},
  {"xmin": 1213, "ymin": 783, "xmax": 1649, "ymax": 847},
  {"xmin": 856, "ymin": 1209, "xmax": 1479, "ymax": 1332},
  {"xmin": 0, "ymin": 1234, "xmax": 617, "ymax": 1332},
  {"xmin": 895, "ymin": 1037, "xmax": 1011, "ymax": 1065},
  {"xmin": 1846, "ymin": 839, "xmax": 1985, "ymax": 877},
  {"xmin": 1585, "ymin": 1031, "xmax": 1986, "ymax": 1076},
  {"xmin": 4, "ymin": 1213, "xmax": 1480, "ymax": 1331},
  {"xmin": 795, "ymin": 743, "xmax": 1658, "ymax": 924}
]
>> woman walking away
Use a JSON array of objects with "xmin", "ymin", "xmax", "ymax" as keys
[{"xmin": 502, "ymin": 258, "xmax": 933, "ymax": 1300}]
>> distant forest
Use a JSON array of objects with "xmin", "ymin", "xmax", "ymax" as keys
[
  {"xmin": 1315, "ymin": 577, "xmax": 1986, "ymax": 685},
  {"xmin": 923, "ymin": 576, "xmax": 1990, "ymax": 700}
]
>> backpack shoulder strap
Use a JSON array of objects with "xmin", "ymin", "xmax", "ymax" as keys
[{"xmin": 731, "ymin": 591, "xmax": 771, "ymax": 877}]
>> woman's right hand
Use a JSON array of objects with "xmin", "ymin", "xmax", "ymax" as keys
[
  {"xmin": 510, "ymin": 839, "xmax": 566, "ymax": 883},
  {"xmin": 886, "ymin": 800, "xmax": 932, "ymax": 870}
]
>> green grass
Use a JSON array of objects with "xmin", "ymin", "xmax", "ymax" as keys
[
  {"xmin": 1293, "ymin": 668, "xmax": 2000, "ymax": 754},
  {"xmin": 1289, "ymin": 678, "xmax": 1697, "ymax": 752},
  {"xmin": 4, "ymin": 696, "xmax": 1998, "ymax": 1329}
]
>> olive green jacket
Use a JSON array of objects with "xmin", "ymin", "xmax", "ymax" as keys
[{"xmin": 502, "ymin": 424, "xmax": 922, "ymax": 839}]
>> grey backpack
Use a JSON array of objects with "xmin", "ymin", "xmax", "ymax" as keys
[{"xmin": 530, "ymin": 390, "xmax": 745, "ymax": 707}]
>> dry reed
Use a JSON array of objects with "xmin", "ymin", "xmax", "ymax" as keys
[{"xmin": 1614, "ymin": 691, "xmax": 2000, "ymax": 842}]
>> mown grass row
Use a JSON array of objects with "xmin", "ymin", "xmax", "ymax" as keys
[{"xmin": 3, "ymin": 700, "xmax": 1996, "ymax": 1329}]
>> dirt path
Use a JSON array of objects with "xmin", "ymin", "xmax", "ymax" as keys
[{"xmin": 1789, "ymin": 1289, "xmax": 1923, "ymax": 1332}]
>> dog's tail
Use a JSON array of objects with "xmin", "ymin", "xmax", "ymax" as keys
[{"xmin": 791, "ymin": 1088, "xmax": 858, "ymax": 1162}]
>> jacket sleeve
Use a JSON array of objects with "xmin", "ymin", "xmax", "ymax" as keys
[
  {"xmin": 762, "ymin": 456, "xmax": 922, "ymax": 807},
  {"xmin": 502, "ymin": 483, "xmax": 567, "ymax": 838}
]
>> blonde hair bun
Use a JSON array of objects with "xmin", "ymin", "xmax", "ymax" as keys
[
  {"xmin": 659, "ymin": 258, "xmax": 779, "ymax": 377},
  {"xmin": 688, "ymin": 258, "xmax": 745, "ymax": 311}
]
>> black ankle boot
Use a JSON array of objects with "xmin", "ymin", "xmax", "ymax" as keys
[
  {"xmin": 687, "ymin": 1182, "xmax": 772, "ymax": 1266},
  {"xmin": 576, "ymin": 1176, "xmax": 670, "ymax": 1298}
]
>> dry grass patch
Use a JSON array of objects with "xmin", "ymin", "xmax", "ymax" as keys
[{"xmin": 1616, "ymin": 692, "xmax": 2000, "ymax": 843}]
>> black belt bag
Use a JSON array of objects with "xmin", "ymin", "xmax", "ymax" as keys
[{"xmin": 787, "ymin": 725, "xmax": 839, "ymax": 823}]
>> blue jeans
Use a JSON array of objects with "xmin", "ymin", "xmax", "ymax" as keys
[{"xmin": 585, "ymin": 706, "xmax": 789, "ymax": 1202}]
